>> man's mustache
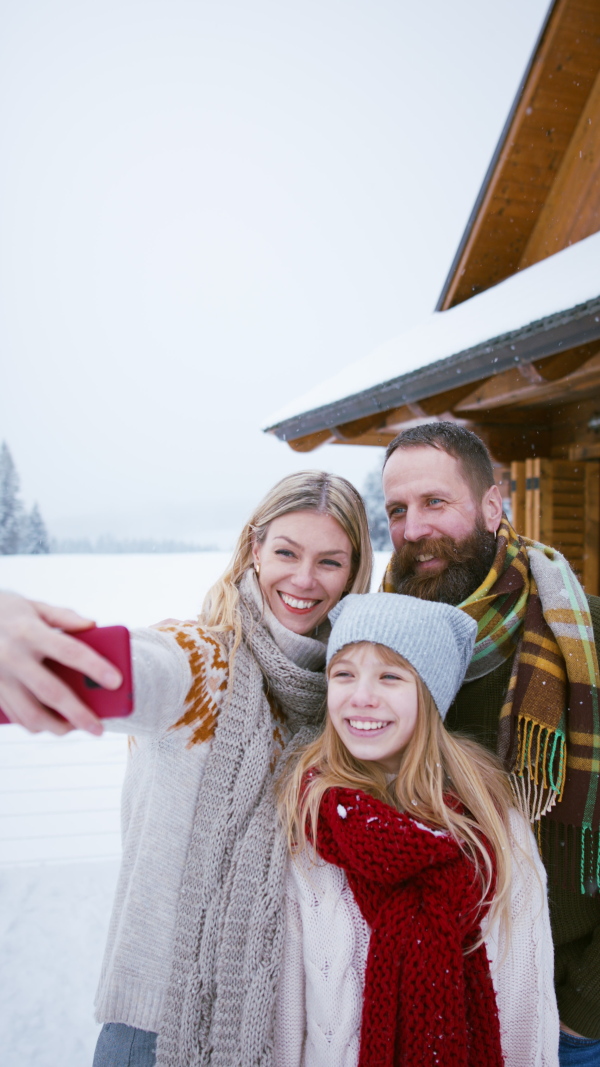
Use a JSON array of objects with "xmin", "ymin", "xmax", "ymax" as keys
[
  {"xmin": 393, "ymin": 534, "xmax": 481, "ymax": 572},
  {"xmin": 389, "ymin": 523, "xmax": 498, "ymax": 606}
]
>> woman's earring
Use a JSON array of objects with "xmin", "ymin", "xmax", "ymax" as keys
[{"xmin": 255, "ymin": 563, "xmax": 260, "ymax": 575}]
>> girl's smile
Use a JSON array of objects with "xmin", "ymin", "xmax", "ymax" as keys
[
  {"xmin": 327, "ymin": 642, "xmax": 419, "ymax": 774},
  {"xmin": 346, "ymin": 716, "xmax": 393, "ymax": 734}
]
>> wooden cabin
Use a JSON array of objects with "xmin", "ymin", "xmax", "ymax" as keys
[{"xmin": 263, "ymin": 0, "xmax": 600, "ymax": 593}]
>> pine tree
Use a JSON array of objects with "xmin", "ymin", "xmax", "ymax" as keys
[
  {"xmin": 20, "ymin": 503, "xmax": 50, "ymax": 554},
  {"xmin": 362, "ymin": 466, "xmax": 392, "ymax": 551},
  {"xmin": 0, "ymin": 442, "xmax": 23, "ymax": 554}
]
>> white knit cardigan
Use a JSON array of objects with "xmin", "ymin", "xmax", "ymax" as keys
[
  {"xmin": 94, "ymin": 590, "xmax": 327, "ymax": 1033},
  {"xmin": 274, "ymin": 810, "xmax": 559, "ymax": 1067}
]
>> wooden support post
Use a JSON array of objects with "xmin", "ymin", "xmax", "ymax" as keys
[
  {"xmin": 538, "ymin": 459, "xmax": 554, "ymax": 546},
  {"xmin": 525, "ymin": 459, "xmax": 535, "ymax": 540},
  {"xmin": 584, "ymin": 461, "xmax": 600, "ymax": 597},
  {"xmin": 524, "ymin": 458, "xmax": 553, "ymax": 543},
  {"xmin": 510, "ymin": 461, "xmax": 526, "ymax": 534},
  {"xmin": 531, "ymin": 458, "xmax": 543, "ymax": 542}
]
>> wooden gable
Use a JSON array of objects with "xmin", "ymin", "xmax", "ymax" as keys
[{"xmin": 438, "ymin": 0, "xmax": 600, "ymax": 310}]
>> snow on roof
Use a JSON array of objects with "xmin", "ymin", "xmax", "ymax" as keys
[{"xmin": 264, "ymin": 230, "xmax": 600, "ymax": 433}]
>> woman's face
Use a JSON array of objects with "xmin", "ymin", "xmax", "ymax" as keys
[
  {"xmin": 327, "ymin": 643, "xmax": 419, "ymax": 774},
  {"xmin": 252, "ymin": 510, "xmax": 353, "ymax": 635}
]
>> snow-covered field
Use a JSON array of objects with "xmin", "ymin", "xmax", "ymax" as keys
[{"xmin": 0, "ymin": 551, "xmax": 389, "ymax": 1067}]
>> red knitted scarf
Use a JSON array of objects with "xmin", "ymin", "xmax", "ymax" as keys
[{"xmin": 312, "ymin": 785, "xmax": 504, "ymax": 1067}]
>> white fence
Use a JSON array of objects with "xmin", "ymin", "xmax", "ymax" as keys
[{"xmin": 0, "ymin": 730, "xmax": 127, "ymax": 866}]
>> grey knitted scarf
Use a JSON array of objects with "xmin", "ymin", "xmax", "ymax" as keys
[{"xmin": 155, "ymin": 572, "xmax": 327, "ymax": 1067}]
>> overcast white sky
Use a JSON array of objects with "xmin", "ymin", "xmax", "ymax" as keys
[{"xmin": 1, "ymin": 0, "xmax": 549, "ymax": 546}]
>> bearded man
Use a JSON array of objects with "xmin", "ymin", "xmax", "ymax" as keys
[{"xmin": 382, "ymin": 421, "xmax": 600, "ymax": 1065}]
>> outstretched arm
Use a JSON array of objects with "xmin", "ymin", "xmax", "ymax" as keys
[{"xmin": 0, "ymin": 592, "xmax": 122, "ymax": 735}]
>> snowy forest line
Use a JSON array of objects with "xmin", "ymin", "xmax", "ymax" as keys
[
  {"xmin": 0, "ymin": 442, "xmax": 50, "ymax": 555},
  {"xmin": 0, "ymin": 439, "xmax": 392, "ymax": 556}
]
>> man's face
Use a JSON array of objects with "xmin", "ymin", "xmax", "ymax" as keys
[{"xmin": 382, "ymin": 445, "xmax": 498, "ymax": 605}]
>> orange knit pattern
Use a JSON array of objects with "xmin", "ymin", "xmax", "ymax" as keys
[
  {"xmin": 157, "ymin": 623, "xmax": 292, "ymax": 759},
  {"xmin": 158, "ymin": 623, "xmax": 229, "ymax": 745}
]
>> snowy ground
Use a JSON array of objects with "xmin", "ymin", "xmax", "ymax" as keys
[{"xmin": 0, "ymin": 551, "xmax": 389, "ymax": 1066}]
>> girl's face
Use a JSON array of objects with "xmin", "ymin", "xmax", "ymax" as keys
[
  {"xmin": 252, "ymin": 510, "xmax": 353, "ymax": 635},
  {"xmin": 327, "ymin": 643, "xmax": 419, "ymax": 774}
]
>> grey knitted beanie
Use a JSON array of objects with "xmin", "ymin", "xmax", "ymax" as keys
[{"xmin": 327, "ymin": 593, "xmax": 477, "ymax": 720}]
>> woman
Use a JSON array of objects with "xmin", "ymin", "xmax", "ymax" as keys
[
  {"xmin": 276, "ymin": 593, "xmax": 558, "ymax": 1066},
  {"xmin": 0, "ymin": 470, "xmax": 372, "ymax": 1067}
]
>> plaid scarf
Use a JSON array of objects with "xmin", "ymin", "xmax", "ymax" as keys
[{"xmin": 382, "ymin": 517, "xmax": 600, "ymax": 891}]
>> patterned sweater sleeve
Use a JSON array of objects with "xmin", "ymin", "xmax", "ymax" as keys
[
  {"xmin": 484, "ymin": 810, "xmax": 559, "ymax": 1067},
  {"xmin": 105, "ymin": 622, "xmax": 229, "ymax": 741}
]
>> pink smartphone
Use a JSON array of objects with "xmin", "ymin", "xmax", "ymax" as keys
[{"xmin": 0, "ymin": 625, "xmax": 134, "ymax": 725}]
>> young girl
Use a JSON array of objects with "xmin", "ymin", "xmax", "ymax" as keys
[{"xmin": 276, "ymin": 592, "xmax": 559, "ymax": 1067}]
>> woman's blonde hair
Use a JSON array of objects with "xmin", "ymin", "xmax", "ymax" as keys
[
  {"xmin": 201, "ymin": 471, "xmax": 373, "ymax": 658},
  {"xmin": 278, "ymin": 642, "xmax": 522, "ymax": 944}
]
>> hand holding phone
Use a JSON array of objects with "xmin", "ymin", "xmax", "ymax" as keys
[{"xmin": 0, "ymin": 625, "xmax": 134, "ymax": 726}]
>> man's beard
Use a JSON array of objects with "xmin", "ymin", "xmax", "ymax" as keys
[{"xmin": 389, "ymin": 523, "xmax": 497, "ymax": 606}]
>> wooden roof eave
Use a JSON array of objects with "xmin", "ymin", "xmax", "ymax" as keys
[
  {"xmin": 435, "ymin": 0, "xmax": 557, "ymax": 312},
  {"xmin": 436, "ymin": 0, "xmax": 600, "ymax": 310},
  {"xmin": 265, "ymin": 296, "xmax": 600, "ymax": 447}
]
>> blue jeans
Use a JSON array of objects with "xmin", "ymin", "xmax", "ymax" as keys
[
  {"xmin": 93, "ymin": 1023, "xmax": 157, "ymax": 1067},
  {"xmin": 560, "ymin": 1030, "xmax": 600, "ymax": 1066}
]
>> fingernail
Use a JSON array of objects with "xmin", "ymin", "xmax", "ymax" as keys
[
  {"xmin": 101, "ymin": 669, "xmax": 121, "ymax": 688},
  {"xmin": 89, "ymin": 722, "xmax": 104, "ymax": 736}
]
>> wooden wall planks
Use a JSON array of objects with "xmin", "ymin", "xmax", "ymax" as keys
[{"xmin": 509, "ymin": 456, "xmax": 599, "ymax": 594}]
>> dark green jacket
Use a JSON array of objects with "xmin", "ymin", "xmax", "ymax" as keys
[{"xmin": 445, "ymin": 594, "xmax": 600, "ymax": 1039}]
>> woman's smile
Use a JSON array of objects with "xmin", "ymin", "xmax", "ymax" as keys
[{"xmin": 277, "ymin": 591, "xmax": 322, "ymax": 615}]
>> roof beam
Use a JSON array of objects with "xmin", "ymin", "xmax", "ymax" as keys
[
  {"xmin": 532, "ymin": 339, "xmax": 600, "ymax": 380},
  {"xmin": 455, "ymin": 343, "xmax": 600, "ymax": 415},
  {"xmin": 287, "ymin": 429, "xmax": 334, "ymax": 452}
]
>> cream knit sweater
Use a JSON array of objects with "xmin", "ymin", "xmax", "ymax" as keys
[
  {"xmin": 274, "ymin": 810, "xmax": 559, "ymax": 1067},
  {"xmin": 94, "ymin": 595, "xmax": 326, "ymax": 1033}
]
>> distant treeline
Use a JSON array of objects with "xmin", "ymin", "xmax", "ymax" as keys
[
  {"xmin": 0, "ymin": 442, "xmax": 50, "ymax": 555},
  {"xmin": 50, "ymin": 536, "xmax": 218, "ymax": 554},
  {"xmin": 362, "ymin": 466, "xmax": 391, "ymax": 551},
  {"xmin": 0, "ymin": 440, "xmax": 219, "ymax": 556},
  {"xmin": 2, "ymin": 442, "xmax": 392, "ymax": 557}
]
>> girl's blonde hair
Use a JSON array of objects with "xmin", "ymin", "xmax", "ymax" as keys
[
  {"xmin": 202, "ymin": 471, "xmax": 373, "ymax": 658},
  {"xmin": 278, "ymin": 642, "xmax": 521, "ymax": 943}
]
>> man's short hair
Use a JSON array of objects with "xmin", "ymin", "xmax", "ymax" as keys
[{"xmin": 384, "ymin": 422, "xmax": 495, "ymax": 502}]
